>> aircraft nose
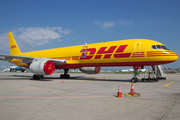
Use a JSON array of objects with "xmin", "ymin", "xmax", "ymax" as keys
[{"xmin": 168, "ymin": 51, "xmax": 178, "ymax": 62}]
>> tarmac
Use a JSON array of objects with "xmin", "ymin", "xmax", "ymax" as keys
[{"xmin": 0, "ymin": 72, "xmax": 180, "ymax": 120}]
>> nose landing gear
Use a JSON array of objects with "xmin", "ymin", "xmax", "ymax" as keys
[{"xmin": 131, "ymin": 69, "xmax": 139, "ymax": 83}]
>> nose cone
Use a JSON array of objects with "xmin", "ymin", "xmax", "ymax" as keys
[{"xmin": 169, "ymin": 51, "xmax": 178, "ymax": 62}]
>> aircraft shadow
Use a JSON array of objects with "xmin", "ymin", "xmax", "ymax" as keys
[
  {"xmin": 68, "ymin": 76, "xmax": 130, "ymax": 82},
  {"xmin": 69, "ymin": 76, "xmax": 162, "ymax": 83},
  {"xmin": 0, "ymin": 74, "xmax": 159, "ymax": 83}
]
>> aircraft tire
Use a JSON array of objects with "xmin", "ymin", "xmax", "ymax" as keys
[
  {"xmin": 39, "ymin": 75, "xmax": 44, "ymax": 79},
  {"xmin": 33, "ymin": 75, "xmax": 44, "ymax": 80},
  {"xmin": 60, "ymin": 74, "xmax": 63, "ymax": 79},
  {"xmin": 60, "ymin": 74, "xmax": 70, "ymax": 79},
  {"xmin": 67, "ymin": 74, "xmax": 70, "ymax": 79},
  {"xmin": 131, "ymin": 79, "xmax": 135, "ymax": 83},
  {"xmin": 131, "ymin": 77, "xmax": 138, "ymax": 83},
  {"xmin": 37, "ymin": 75, "xmax": 40, "ymax": 80},
  {"xmin": 33, "ymin": 75, "xmax": 37, "ymax": 79}
]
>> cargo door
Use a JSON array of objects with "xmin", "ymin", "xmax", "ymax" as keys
[{"xmin": 81, "ymin": 46, "xmax": 88, "ymax": 58}]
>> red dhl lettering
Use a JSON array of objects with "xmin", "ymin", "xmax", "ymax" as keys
[
  {"xmin": 80, "ymin": 45, "xmax": 131, "ymax": 60},
  {"xmin": 97, "ymin": 46, "xmax": 117, "ymax": 54},
  {"xmin": 95, "ymin": 46, "xmax": 117, "ymax": 59},
  {"xmin": 115, "ymin": 45, "xmax": 128, "ymax": 52},
  {"xmin": 114, "ymin": 45, "xmax": 131, "ymax": 58},
  {"xmin": 10, "ymin": 45, "xmax": 17, "ymax": 49}
]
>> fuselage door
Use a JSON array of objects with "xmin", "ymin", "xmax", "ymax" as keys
[
  {"xmin": 81, "ymin": 46, "xmax": 88, "ymax": 58},
  {"xmin": 134, "ymin": 42, "xmax": 141, "ymax": 54}
]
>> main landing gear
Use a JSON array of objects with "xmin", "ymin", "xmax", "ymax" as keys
[
  {"xmin": 60, "ymin": 69, "xmax": 70, "ymax": 79},
  {"xmin": 131, "ymin": 69, "xmax": 139, "ymax": 83},
  {"xmin": 33, "ymin": 74, "xmax": 44, "ymax": 80}
]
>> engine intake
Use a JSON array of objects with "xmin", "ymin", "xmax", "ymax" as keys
[
  {"xmin": 29, "ymin": 59, "xmax": 55, "ymax": 75},
  {"xmin": 79, "ymin": 67, "xmax": 101, "ymax": 74}
]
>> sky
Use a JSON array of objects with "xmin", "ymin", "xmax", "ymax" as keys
[{"xmin": 0, "ymin": 0, "xmax": 180, "ymax": 70}]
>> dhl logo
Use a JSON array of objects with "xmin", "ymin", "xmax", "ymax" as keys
[
  {"xmin": 80, "ymin": 45, "xmax": 131, "ymax": 60},
  {"xmin": 10, "ymin": 45, "xmax": 17, "ymax": 49}
]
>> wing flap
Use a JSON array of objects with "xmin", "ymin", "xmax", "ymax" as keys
[{"xmin": 0, "ymin": 54, "xmax": 66, "ymax": 66}]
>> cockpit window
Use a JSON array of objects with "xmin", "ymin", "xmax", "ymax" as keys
[
  {"xmin": 151, "ymin": 45, "xmax": 170, "ymax": 50},
  {"xmin": 161, "ymin": 45, "xmax": 169, "ymax": 50},
  {"xmin": 152, "ymin": 45, "xmax": 156, "ymax": 49},
  {"xmin": 156, "ymin": 45, "xmax": 162, "ymax": 49}
]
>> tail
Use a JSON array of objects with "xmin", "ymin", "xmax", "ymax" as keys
[{"xmin": 8, "ymin": 32, "xmax": 22, "ymax": 55}]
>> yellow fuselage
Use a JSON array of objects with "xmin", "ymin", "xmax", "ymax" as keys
[{"xmin": 9, "ymin": 39, "xmax": 178, "ymax": 69}]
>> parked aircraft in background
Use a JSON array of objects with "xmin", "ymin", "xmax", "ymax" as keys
[
  {"xmin": 0, "ymin": 65, "xmax": 26, "ymax": 72},
  {"xmin": 121, "ymin": 68, "xmax": 146, "ymax": 72},
  {"xmin": 0, "ymin": 32, "xmax": 178, "ymax": 82}
]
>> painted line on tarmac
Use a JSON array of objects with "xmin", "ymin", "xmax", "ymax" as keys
[
  {"xmin": 124, "ymin": 82, "xmax": 131, "ymax": 84},
  {"xmin": 78, "ymin": 80, "xmax": 93, "ymax": 82},
  {"xmin": 124, "ymin": 82, "xmax": 163, "ymax": 85},
  {"xmin": 164, "ymin": 81, "xmax": 174, "ymax": 86},
  {"xmin": 0, "ymin": 95, "xmax": 114, "ymax": 98},
  {"xmin": 1, "ymin": 92, "xmax": 180, "ymax": 98},
  {"xmin": 140, "ymin": 91, "xmax": 180, "ymax": 95}
]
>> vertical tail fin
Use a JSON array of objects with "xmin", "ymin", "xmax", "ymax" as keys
[{"xmin": 8, "ymin": 32, "xmax": 22, "ymax": 55}]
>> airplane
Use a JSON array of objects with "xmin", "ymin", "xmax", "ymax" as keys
[
  {"xmin": 0, "ymin": 32, "xmax": 178, "ymax": 82},
  {"xmin": 0, "ymin": 65, "xmax": 26, "ymax": 72}
]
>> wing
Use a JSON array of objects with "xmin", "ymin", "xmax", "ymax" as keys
[{"xmin": 0, "ymin": 54, "xmax": 66, "ymax": 66}]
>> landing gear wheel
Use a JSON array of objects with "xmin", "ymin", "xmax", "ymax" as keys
[
  {"xmin": 131, "ymin": 68, "xmax": 139, "ymax": 83},
  {"xmin": 39, "ymin": 75, "xmax": 44, "ymax": 79},
  {"xmin": 67, "ymin": 74, "xmax": 70, "ymax": 78},
  {"xmin": 33, "ymin": 75, "xmax": 37, "ymax": 79},
  {"xmin": 60, "ymin": 74, "xmax": 63, "ymax": 78},
  {"xmin": 60, "ymin": 74, "xmax": 70, "ymax": 79},
  {"xmin": 60, "ymin": 69, "xmax": 70, "ymax": 79},
  {"xmin": 131, "ymin": 77, "xmax": 138, "ymax": 83},
  {"xmin": 33, "ymin": 74, "xmax": 44, "ymax": 80},
  {"xmin": 37, "ymin": 75, "xmax": 41, "ymax": 80}
]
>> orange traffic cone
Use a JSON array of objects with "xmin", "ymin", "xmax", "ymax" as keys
[
  {"xmin": 104, "ymin": 76, "xmax": 105, "ymax": 80},
  {"xmin": 117, "ymin": 86, "xmax": 122, "ymax": 98},
  {"xmin": 126, "ymin": 82, "xmax": 140, "ymax": 97},
  {"xmin": 62, "ymin": 79, "xmax": 64, "ymax": 83},
  {"xmin": 129, "ymin": 82, "xmax": 135, "ymax": 95}
]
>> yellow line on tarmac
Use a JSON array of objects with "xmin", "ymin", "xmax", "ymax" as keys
[
  {"xmin": 125, "ymin": 82, "xmax": 132, "ymax": 85},
  {"xmin": 78, "ymin": 80, "xmax": 93, "ymax": 82},
  {"xmin": 164, "ymin": 81, "xmax": 174, "ymax": 86}
]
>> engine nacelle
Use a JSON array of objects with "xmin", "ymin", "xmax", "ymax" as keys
[
  {"xmin": 79, "ymin": 67, "xmax": 101, "ymax": 74},
  {"xmin": 29, "ymin": 59, "xmax": 55, "ymax": 75}
]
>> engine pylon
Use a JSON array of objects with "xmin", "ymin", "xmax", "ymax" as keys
[{"xmin": 117, "ymin": 86, "xmax": 122, "ymax": 98}]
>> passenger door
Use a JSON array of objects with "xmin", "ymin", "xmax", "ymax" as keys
[{"xmin": 134, "ymin": 42, "xmax": 141, "ymax": 54}]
